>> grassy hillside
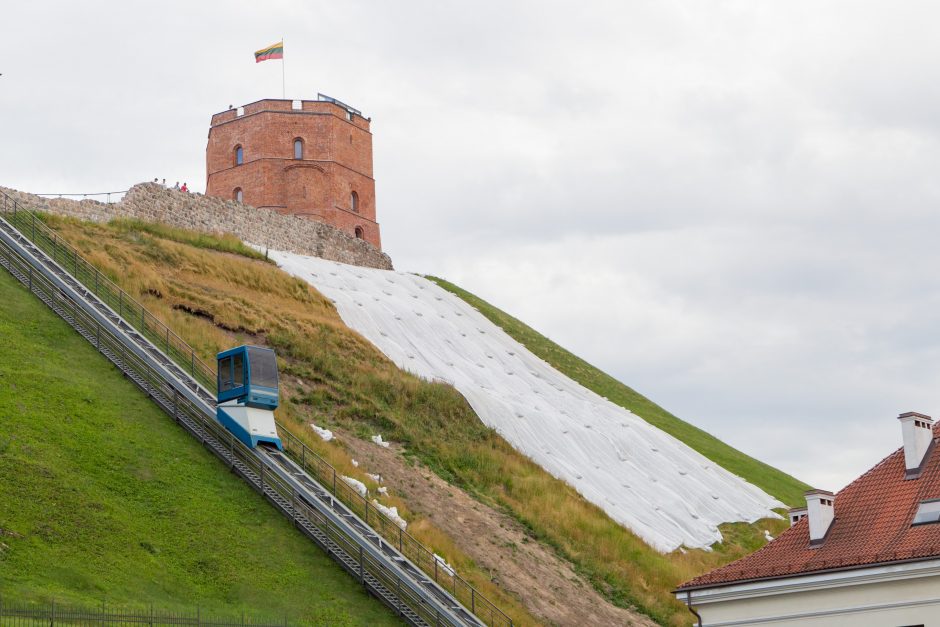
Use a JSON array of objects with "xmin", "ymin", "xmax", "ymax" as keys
[
  {"xmin": 0, "ymin": 269, "xmax": 401, "ymax": 626},
  {"xmin": 427, "ymin": 277, "xmax": 809, "ymax": 508},
  {"xmin": 31, "ymin": 213, "xmax": 793, "ymax": 626}
]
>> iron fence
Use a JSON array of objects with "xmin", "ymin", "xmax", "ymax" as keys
[
  {"xmin": 33, "ymin": 189, "xmax": 129, "ymax": 204},
  {"xmin": 0, "ymin": 598, "xmax": 288, "ymax": 627}
]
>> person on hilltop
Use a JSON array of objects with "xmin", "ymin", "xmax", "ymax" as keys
[
  {"xmin": 174, "ymin": 181, "xmax": 180, "ymax": 190},
  {"xmin": 181, "ymin": 182, "xmax": 189, "ymax": 193}
]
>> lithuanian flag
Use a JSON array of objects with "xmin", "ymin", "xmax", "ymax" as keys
[{"xmin": 255, "ymin": 41, "xmax": 284, "ymax": 63}]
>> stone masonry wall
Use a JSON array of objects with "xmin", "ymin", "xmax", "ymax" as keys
[{"xmin": 0, "ymin": 182, "xmax": 394, "ymax": 270}]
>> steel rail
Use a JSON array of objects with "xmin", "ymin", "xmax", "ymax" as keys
[{"xmin": 0, "ymin": 206, "xmax": 505, "ymax": 626}]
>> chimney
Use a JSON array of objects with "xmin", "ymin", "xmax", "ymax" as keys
[
  {"xmin": 804, "ymin": 490, "xmax": 835, "ymax": 544},
  {"xmin": 898, "ymin": 412, "xmax": 935, "ymax": 477},
  {"xmin": 788, "ymin": 507, "xmax": 807, "ymax": 527}
]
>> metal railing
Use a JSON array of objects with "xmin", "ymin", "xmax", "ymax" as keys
[
  {"xmin": 0, "ymin": 193, "xmax": 216, "ymax": 393},
  {"xmin": 33, "ymin": 189, "xmax": 129, "ymax": 204},
  {"xmin": 280, "ymin": 429, "xmax": 509, "ymax": 626},
  {"xmin": 0, "ymin": 598, "xmax": 289, "ymax": 627},
  {"xmin": 0, "ymin": 235, "xmax": 437, "ymax": 626},
  {"xmin": 0, "ymin": 192, "xmax": 513, "ymax": 627}
]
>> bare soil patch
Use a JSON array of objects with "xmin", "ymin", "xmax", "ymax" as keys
[{"xmin": 337, "ymin": 430, "xmax": 658, "ymax": 627}]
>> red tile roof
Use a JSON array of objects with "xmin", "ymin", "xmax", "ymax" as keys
[{"xmin": 678, "ymin": 424, "xmax": 940, "ymax": 590}]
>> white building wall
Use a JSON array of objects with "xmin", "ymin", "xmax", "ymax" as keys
[{"xmin": 687, "ymin": 563, "xmax": 940, "ymax": 626}]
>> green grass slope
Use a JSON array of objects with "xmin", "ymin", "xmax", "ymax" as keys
[
  {"xmin": 427, "ymin": 277, "xmax": 809, "ymax": 507},
  {"xmin": 0, "ymin": 269, "xmax": 401, "ymax": 626}
]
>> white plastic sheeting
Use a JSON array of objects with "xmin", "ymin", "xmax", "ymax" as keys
[
  {"xmin": 310, "ymin": 423, "xmax": 334, "ymax": 442},
  {"xmin": 269, "ymin": 251, "xmax": 784, "ymax": 552},
  {"xmin": 342, "ymin": 476, "xmax": 368, "ymax": 498},
  {"xmin": 433, "ymin": 554, "xmax": 456, "ymax": 577},
  {"xmin": 372, "ymin": 499, "xmax": 408, "ymax": 529}
]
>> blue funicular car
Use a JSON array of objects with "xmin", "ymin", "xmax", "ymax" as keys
[{"xmin": 216, "ymin": 345, "xmax": 283, "ymax": 449}]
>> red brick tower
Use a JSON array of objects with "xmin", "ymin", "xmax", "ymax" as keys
[{"xmin": 205, "ymin": 95, "xmax": 381, "ymax": 249}]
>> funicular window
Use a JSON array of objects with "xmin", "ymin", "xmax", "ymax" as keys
[
  {"xmin": 233, "ymin": 352, "xmax": 244, "ymax": 387},
  {"xmin": 247, "ymin": 346, "xmax": 278, "ymax": 389},
  {"xmin": 218, "ymin": 356, "xmax": 234, "ymax": 391}
]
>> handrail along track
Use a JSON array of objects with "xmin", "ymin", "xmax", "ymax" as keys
[{"xmin": 0, "ymin": 192, "xmax": 513, "ymax": 627}]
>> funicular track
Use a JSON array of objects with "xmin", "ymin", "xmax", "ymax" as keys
[{"xmin": 0, "ymin": 195, "xmax": 512, "ymax": 627}]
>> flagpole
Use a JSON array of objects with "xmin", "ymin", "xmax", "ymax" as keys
[{"xmin": 281, "ymin": 36, "xmax": 286, "ymax": 99}]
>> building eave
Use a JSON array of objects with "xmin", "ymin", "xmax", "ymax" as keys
[{"xmin": 675, "ymin": 556, "xmax": 940, "ymax": 605}]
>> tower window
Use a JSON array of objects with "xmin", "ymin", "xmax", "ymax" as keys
[
  {"xmin": 294, "ymin": 138, "xmax": 304, "ymax": 160},
  {"xmin": 355, "ymin": 226, "xmax": 364, "ymax": 239},
  {"xmin": 351, "ymin": 191, "xmax": 359, "ymax": 213},
  {"xmin": 234, "ymin": 145, "xmax": 244, "ymax": 166},
  {"xmin": 234, "ymin": 188, "xmax": 243, "ymax": 203}
]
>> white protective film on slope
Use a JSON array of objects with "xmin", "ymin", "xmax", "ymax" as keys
[{"xmin": 268, "ymin": 250, "xmax": 784, "ymax": 552}]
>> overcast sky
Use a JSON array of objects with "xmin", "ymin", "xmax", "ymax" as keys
[{"xmin": 4, "ymin": 1, "xmax": 940, "ymax": 492}]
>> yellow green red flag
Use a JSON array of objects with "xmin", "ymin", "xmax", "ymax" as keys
[{"xmin": 255, "ymin": 41, "xmax": 284, "ymax": 63}]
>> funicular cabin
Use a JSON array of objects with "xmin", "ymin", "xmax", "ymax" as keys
[{"xmin": 216, "ymin": 345, "xmax": 282, "ymax": 449}]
